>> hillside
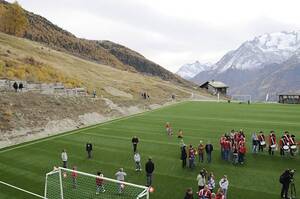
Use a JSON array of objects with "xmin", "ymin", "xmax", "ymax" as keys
[
  {"xmin": 0, "ymin": 0, "xmax": 190, "ymax": 85},
  {"xmin": 0, "ymin": 32, "xmax": 212, "ymax": 147}
]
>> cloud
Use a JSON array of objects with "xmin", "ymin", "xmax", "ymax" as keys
[{"xmin": 11, "ymin": 0, "xmax": 300, "ymax": 72}]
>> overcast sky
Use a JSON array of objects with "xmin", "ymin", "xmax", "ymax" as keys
[{"xmin": 9, "ymin": 0, "xmax": 300, "ymax": 72}]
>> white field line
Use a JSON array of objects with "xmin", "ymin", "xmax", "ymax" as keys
[
  {"xmin": 0, "ymin": 101, "xmax": 188, "ymax": 154},
  {"xmin": 0, "ymin": 181, "xmax": 46, "ymax": 199}
]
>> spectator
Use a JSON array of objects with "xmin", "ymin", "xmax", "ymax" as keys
[
  {"xmin": 96, "ymin": 171, "xmax": 105, "ymax": 194},
  {"xmin": 188, "ymin": 144, "xmax": 196, "ymax": 169},
  {"xmin": 198, "ymin": 185, "xmax": 212, "ymax": 199},
  {"xmin": 198, "ymin": 140, "xmax": 205, "ymax": 163},
  {"xmin": 93, "ymin": 89, "xmax": 97, "ymax": 98},
  {"xmin": 18, "ymin": 82, "xmax": 24, "ymax": 92},
  {"xmin": 178, "ymin": 129, "xmax": 183, "ymax": 139},
  {"xmin": 71, "ymin": 166, "xmax": 78, "ymax": 188},
  {"xmin": 197, "ymin": 169, "xmax": 206, "ymax": 191},
  {"xmin": 219, "ymin": 175, "xmax": 229, "ymax": 199},
  {"xmin": 184, "ymin": 188, "xmax": 194, "ymax": 199},
  {"xmin": 115, "ymin": 168, "xmax": 127, "ymax": 193},
  {"xmin": 61, "ymin": 149, "xmax": 68, "ymax": 168},
  {"xmin": 251, "ymin": 132, "xmax": 259, "ymax": 153},
  {"xmin": 131, "ymin": 136, "xmax": 139, "ymax": 153},
  {"xmin": 13, "ymin": 82, "xmax": 18, "ymax": 92},
  {"xmin": 181, "ymin": 145, "xmax": 187, "ymax": 168},
  {"xmin": 205, "ymin": 141, "xmax": 213, "ymax": 163},
  {"xmin": 238, "ymin": 143, "xmax": 246, "ymax": 164},
  {"xmin": 215, "ymin": 188, "xmax": 225, "ymax": 199},
  {"xmin": 86, "ymin": 142, "xmax": 93, "ymax": 159},
  {"xmin": 145, "ymin": 157, "xmax": 155, "ymax": 187},
  {"xmin": 134, "ymin": 152, "xmax": 142, "ymax": 171},
  {"xmin": 258, "ymin": 131, "xmax": 266, "ymax": 152},
  {"xmin": 207, "ymin": 172, "xmax": 216, "ymax": 193}
]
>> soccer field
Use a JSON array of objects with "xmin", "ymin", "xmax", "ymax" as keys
[{"xmin": 0, "ymin": 101, "xmax": 300, "ymax": 199}]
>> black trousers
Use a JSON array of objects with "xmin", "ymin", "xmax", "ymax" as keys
[
  {"xmin": 133, "ymin": 144, "xmax": 137, "ymax": 152},
  {"xmin": 182, "ymin": 159, "xmax": 186, "ymax": 168},
  {"xmin": 87, "ymin": 150, "xmax": 92, "ymax": 158},
  {"xmin": 281, "ymin": 183, "xmax": 289, "ymax": 199}
]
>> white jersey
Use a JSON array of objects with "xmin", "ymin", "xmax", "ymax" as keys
[
  {"xmin": 134, "ymin": 153, "xmax": 141, "ymax": 162},
  {"xmin": 61, "ymin": 152, "xmax": 68, "ymax": 161},
  {"xmin": 219, "ymin": 178, "xmax": 229, "ymax": 189},
  {"xmin": 115, "ymin": 171, "xmax": 127, "ymax": 181}
]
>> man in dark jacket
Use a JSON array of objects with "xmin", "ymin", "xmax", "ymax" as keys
[
  {"xmin": 145, "ymin": 157, "xmax": 155, "ymax": 187},
  {"xmin": 131, "ymin": 136, "xmax": 139, "ymax": 153},
  {"xmin": 205, "ymin": 141, "xmax": 213, "ymax": 163},
  {"xmin": 280, "ymin": 169, "xmax": 294, "ymax": 199},
  {"xmin": 181, "ymin": 145, "xmax": 187, "ymax": 168},
  {"xmin": 13, "ymin": 82, "xmax": 18, "ymax": 92},
  {"xmin": 86, "ymin": 142, "xmax": 93, "ymax": 159}
]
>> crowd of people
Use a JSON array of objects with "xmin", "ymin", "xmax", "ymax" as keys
[
  {"xmin": 184, "ymin": 169, "xmax": 228, "ymax": 199},
  {"xmin": 58, "ymin": 137, "xmax": 155, "ymax": 195},
  {"xmin": 251, "ymin": 131, "xmax": 298, "ymax": 156}
]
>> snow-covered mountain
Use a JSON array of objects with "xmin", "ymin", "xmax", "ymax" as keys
[
  {"xmin": 191, "ymin": 31, "xmax": 300, "ymax": 101},
  {"xmin": 176, "ymin": 61, "xmax": 212, "ymax": 79}
]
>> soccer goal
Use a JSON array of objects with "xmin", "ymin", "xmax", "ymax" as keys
[
  {"xmin": 230, "ymin": 95, "xmax": 252, "ymax": 103},
  {"xmin": 44, "ymin": 167, "xmax": 149, "ymax": 199}
]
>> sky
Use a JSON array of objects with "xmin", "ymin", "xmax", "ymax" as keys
[{"xmin": 8, "ymin": 0, "xmax": 300, "ymax": 72}]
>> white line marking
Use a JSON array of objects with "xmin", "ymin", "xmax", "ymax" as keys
[{"xmin": 0, "ymin": 181, "xmax": 46, "ymax": 199}]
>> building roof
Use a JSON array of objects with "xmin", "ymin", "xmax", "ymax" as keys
[{"xmin": 200, "ymin": 81, "xmax": 228, "ymax": 88}]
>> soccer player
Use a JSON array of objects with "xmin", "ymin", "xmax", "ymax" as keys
[
  {"xmin": 86, "ymin": 142, "xmax": 93, "ymax": 159},
  {"xmin": 115, "ymin": 168, "xmax": 127, "ymax": 194},
  {"xmin": 96, "ymin": 171, "xmax": 105, "ymax": 194},
  {"xmin": 71, "ymin": 166, "xmax": 78, "ymax": 189},
  {"xmin": 134, "ymin": 152, "xmax": 142, "ymax": 171},
  {"xmin": 219, "ymin": 175, "xmax": 229, "ymax": 199},
  {"xmin": 145, "ymin": 157, "xmax": 155, "ymax": 187},
  {"xmin": 61, "ymin": 149, "xmax": 68, "ymax": 168},
  {"xmin": 131, "ymin": 136, "xmax": 139, "ymax": 153}
]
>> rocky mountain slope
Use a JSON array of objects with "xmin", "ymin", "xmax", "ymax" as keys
[
  {"xmin": 191, "ymin": 31, "xmax": 300, "ymax": 101},
  {"xmin": 176, "ymin": 61, "xmax": 212, "ymax": 80},
  {"xmin": 0, "ymin": 0, "xmax": 190, "ymax": 85}
]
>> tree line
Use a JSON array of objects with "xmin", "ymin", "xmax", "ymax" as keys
[{"xmin": 0, "ymin": 1, "xmax": 28, "ymax": 36}]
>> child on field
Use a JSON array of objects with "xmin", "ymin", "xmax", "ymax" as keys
[
  {"xmin": 96, "ymin": 171, "xmax": 105, "ymax": 194},
  {"xmin": 134, "ymin": 152, "xmax": 142, "ymax": 171},
  {"xmin": 71, "ymin": 166, "xmax": 78, "ymax": 189}
]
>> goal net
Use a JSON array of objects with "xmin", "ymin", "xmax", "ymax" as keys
[
  {"xmin": 44, "ymin": 167, "xmax": 149, "ymax": 199},
  {"xmin": 230, "ymin": 95, "xmax": 252, "ymax": 103}
]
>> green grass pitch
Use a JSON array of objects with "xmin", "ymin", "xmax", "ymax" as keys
[{"xmin": 0, "ymin": 101, "xmax": 300, "ymax": 199}]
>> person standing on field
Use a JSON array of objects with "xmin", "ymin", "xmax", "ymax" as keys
[
  {"xmin": 115, "ymin": 168, "xmax": 127, "ymax": 194},
  {"xmin": 219, "ymin": 175, "xmax": 229, "ymax": 199},
  {"xmin": 198, "ymin": 140, "xmax": 205, "ymax": 163},
  {"xmin": 61, "ymin": 149, "xmax": 68, "ymax": 168},
  {"xmin": 131, "ymin": 136, "xmax": 139, "ymax": 153},
  {"xmin": 205, "ymin": 141, "xmax": 213, "ymax": 163},
  {"xmin": 134, "ymin": 152, "xmax": 142, "ymax": 171},
  {"xmin": 184, "ymin": 188, "xmax": 194, "ymax": 199},
  {"xmin": 86, "ymin": 142, "xmax": 93, "ymax": 159},
  {"xmin": 96, "ymin": 171, "xmax": 105, "ymax": 194},
  {"xmin": 145, "ymin": 157, "xmax": 155, "ymax": 187},
  {"xmin": 181, "ymin": 145, "xmax": 187, "ymax": 168},
  {"xmin": 71, "ymin": 166, "xmax": 78, "ymax": 189},
  {"xmin": 197, "ymin": 169, "xmax": 206, "ymax": 191}
]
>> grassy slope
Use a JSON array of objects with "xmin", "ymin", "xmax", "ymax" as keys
[
  {"xmin": 0, "ymin": 102, "xmax": 300, "ymax": 199},
  {"xmin": 0, "ymin": 32, "xmax": 208, "ymax": 104}
]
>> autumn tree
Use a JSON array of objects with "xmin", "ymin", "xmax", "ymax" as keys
[{"xmin": 0, "ymin": 1, "xmax": 28, "ymax": 36}]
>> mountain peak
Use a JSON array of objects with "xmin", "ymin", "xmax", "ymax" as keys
[{"xmin": 176, "ymin": 61, "xmax": 213, "ymax": 80}]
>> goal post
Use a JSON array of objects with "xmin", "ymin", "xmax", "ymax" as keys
[
  {"xmin": 230, "ymin": 95, "xmax": 252, "ymax": 103},
  {"xmin": 44, "ymin": 167, "xmax": 149, "ymax": 199}
]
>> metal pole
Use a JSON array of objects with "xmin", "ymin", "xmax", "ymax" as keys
[{"xmin": 58, "ymin": 168, "xmax": 64, "ymax": 199}]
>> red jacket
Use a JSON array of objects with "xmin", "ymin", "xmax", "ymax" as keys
[
  {"xmin": 198, "ymin": 189, "xmax": 212, "ymax": 199},
  {"xmin": 269, "ymin": 134, "xmax": 276, "ymax": 145}
]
